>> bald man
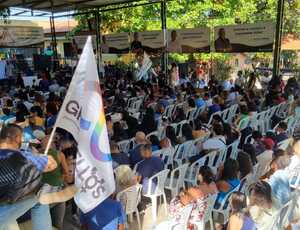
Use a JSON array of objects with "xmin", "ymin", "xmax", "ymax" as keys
[{"xmin": 129, "ymin": 131, "xmax": 148, "ymax": 167}]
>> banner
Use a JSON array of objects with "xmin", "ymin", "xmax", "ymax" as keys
[
  {"xmin": 103, "ymin": 32, "xmax": 129, "ymax": 54},
  {"xmin": 167, "ymin": 28, "xmax": 210, "ymax": 53},
  {"xmin": 130, "ymin": 31, "xmax": 164, "ymax": 54},
  {"xmin": 0, "ymin": 26, "xmax": 44, "ymax": 47},
  {"xmin": 214, "ymin": 21, "xmax": 275, "ymax": 53},
  {"xmin": 55, "ymin": 36, "xmax": 115, "ymax": 213}
]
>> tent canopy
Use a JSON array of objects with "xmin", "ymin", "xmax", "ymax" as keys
[{"xmin": 0, "ymin": 0, "xmax": 144, "ymax": 13}]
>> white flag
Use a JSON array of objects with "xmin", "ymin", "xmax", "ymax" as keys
[{"xmin": 55, "ymin": 36, "xmax": 115, "ymax": 213}]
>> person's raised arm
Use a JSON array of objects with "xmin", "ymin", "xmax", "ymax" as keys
[{"xmin": 43, "ymin": 155, "xmax": 57, "ymax": 172}]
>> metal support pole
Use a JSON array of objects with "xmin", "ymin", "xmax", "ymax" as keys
[
  {"xmin": 272, "ymin": 0, "xmax": 285, "ymax": 78},
  {"xmin": 161, "ymin": 0, "xmax": 167, "ymax": 76},
  {"xmin": 94, "ymin": 9, "xmax": 102, "ymax": 76},
  {"xmin": 50, "ymin": 13, "xmax": 58, "ymax": 71}
]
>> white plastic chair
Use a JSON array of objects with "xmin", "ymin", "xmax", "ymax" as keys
[
  {"xmin": 269, "ymin": 199, "xmax": 294, "ymax": 230},
  {"xmin": 212, "ymin": 185, "xmax": 240, "ymax": 225},
  {"xmin": 116, "ymin": 184, "xmax": 143, "ymax": 230},
  {"xmin": 165, "ymin": 163, "xmax": 189, "ymax": 197},
  {"xmin": 163, "ymin": 104, "xmax": 175, "ymax": 119},
  {"xmin": 154, "ymin": 204, "xmax": 193, "ymax": 230},
  {"xmin": 191, "ymin": 193, "xmax": 218, "ymax": 230},
  {"xmin": 187, "ymin": 108, "xmax": 197, "ymax": 121},
  {"xmin": 128, "ymin": 99, "xmax": 143, "ymax": 113},
  {"xmin": 207, "ymin": 111, "xmax": 221, "ymax": 127},
  {"xmin": 146, "ymin": 131, "xmax": 159, "ymax": 140},
  {"xmin": 227, "ymin": 139, "xmax": 240, "ymax": 160},
  {"xmin": 184, "ymin": 151, "xmax": 218, "ymax": 186},
  {"xmin": 117, "ymin": 139, "xmax": 131, "ymax": 153},
  {"xmin": 173, "ymin": 140, "xmax": 195, "ymax": 166},
  {"xmin": 4, "ymin": 116, "xmax": 16, "ymax": 125},
  {"xmin": 277, "ymin": 138, "xmax": 292, "ymax": 151},
  {"xmin": 143, "ymin": 169, "xmax": 170, "ymax": 223},
  {"xmin": 152, "ymin": 147, "xmax": 174, "ymax": 169}
]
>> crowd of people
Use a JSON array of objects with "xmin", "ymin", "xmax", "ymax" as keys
[{"xmin": 0, "ymin": 62, "xmax": 300, "ymax": 230}]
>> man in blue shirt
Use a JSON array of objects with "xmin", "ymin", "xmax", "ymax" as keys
[
  {"xmin": 80, "ymin": 197, "xmax": 126, "ymax": 230},
  {"xmin": 0, "ymin": 124, "xmax": 57, "ymax": 229},
  {"xmin": 195, "ymin": 94, "xmax": 205, "ymax": 108},
  {"xmin": 129, "ymin": 131, "xmax": 147, "ymax": 167},
  {"xmin": 136, "ymin": 144, "xmax": 164, "ymax": 193}
]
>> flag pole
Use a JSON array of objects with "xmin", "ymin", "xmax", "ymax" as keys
[{"xmin": 44, "ymin": 125, "xmax": 57, "ymax": 155}]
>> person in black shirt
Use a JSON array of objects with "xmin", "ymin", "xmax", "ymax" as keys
[{"xmin": 131, "ymin": 32, "xmax": 143, "ymax": 52}]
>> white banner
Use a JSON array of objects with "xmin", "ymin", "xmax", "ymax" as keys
[
  {"xmin": 130, "ymin": 31, "xmax": 164, "ymax": 53},
  {"xmin": 167, "ymin": 27, "xmax": 210, "ymax": 53},
  {"xmin": 0, "ymin": 26, "xmax": 44, "ymax": 47},
  {"xmin": 55, "ymin": 36, "xmax": 115, "ymax": 213},
  {"xmin": 214, "ymin": 21, "xmax": 275, "ymax": 52}
]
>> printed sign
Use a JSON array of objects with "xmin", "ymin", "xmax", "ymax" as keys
[
  {"xmin": 214, "ymin": 21, "xmax": 275, "ymax": 53},
  {"xmin": 167, "ymin": 27, "xmax": 210, "ymax": 53},
  {"xmin": 0, "ymin": 26, "xmax": 44, "ymax": 47}
]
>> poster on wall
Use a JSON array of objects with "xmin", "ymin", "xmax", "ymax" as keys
[
  {"xmin": 214, "ymin": 21, "xmax": 275, "ymax": 53},
  {"xmin": 130, "ymin": 31, "xmax": 164, "ymax": 54},
  {"xmin": 75, "ymin": 33, "xmax": 129, "ymax": 54},
  {"xmin": 167, "ymin": 27, "xmax": 210, "ymax": 53},
  {"xmin": 103, "ymin": 32, "xmax": 129, "ymax": 54},
  {"xmin": 0, "ymin": 26, "xmax": 44, "ymax": 47},
  {"xmin": 74, "ymin": 35, "xmax": 97, "ymax": 51}
]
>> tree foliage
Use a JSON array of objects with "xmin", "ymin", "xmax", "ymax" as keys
[{"xmin": 74, "ymin": 0, "xmax": 300, "ymax": 36}]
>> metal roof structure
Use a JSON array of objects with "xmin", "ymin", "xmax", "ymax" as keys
[{"xmin": 0, "ymin": 0, "xmax": 146, "ymax": 13}]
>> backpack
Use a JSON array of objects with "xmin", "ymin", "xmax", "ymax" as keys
[{"xmin": 0, "ymin": 149, "xmax": 42, "ymax": 203}]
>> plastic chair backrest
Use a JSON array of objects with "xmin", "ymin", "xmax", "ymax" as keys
[
  {"xmin": 146, "ymin": 131, "xmax": 159, "ymax": 140},
  {"xmin": 207, "ymin": 111, "xmax": 221, "ymax": 126},
  {"xmin": 185, "ymin": 157, "xmax": 206, "ymax": 186},
  {"xmin": 220, "ymin": 107, "xmax": 231, "ymax": 123},
  {"xmin": 168, "ymin": 163, "xmax": 189, "ymax": 192},
  {"xmin": 228, "ymin": 139, "xmax": 240, "ymax": 160},
  {"xmin": 153, "ymin": 147, "xmax": 174, "ymax": 168},
  {"xmin": 144, "ymin": 169, "xmax": 169, "ymax": 196},
  {"xmin": 203, "ymin": 193, "xmax": 218, "ymax": 223},
  {"xmin": 116, "ymin": 184, "xmax": 143, "ymax": 214},
  {"xmin": 118, "ymin": 139, "xmax": 130, "ymax": 153},
  {"xmin": 269, "ymin": 199, "xmax": 293, "ymax": 229}
]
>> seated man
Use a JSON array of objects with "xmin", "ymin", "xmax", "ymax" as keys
[
  {"xmin": 80, "ymin": 196, "xmax": 126, "ymax": 230},
  {"xmin": 136, "ymin": 144, "xmax": 164, "ymax": 193},
  {"xmin": 129, "ymin": 131, "xmax": 148, "ymax": 167},
  {"xmin": 274, "ymin": 121, "xmax": 289, "ymax": 144},
  {"xmin": 110, "ymin": 141, "xmax": 130, "ymax": 169}
]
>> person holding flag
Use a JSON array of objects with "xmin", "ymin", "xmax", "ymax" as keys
[{"xmin": 45, "ymin": 37, "xmax": 123, "ymax": 229}]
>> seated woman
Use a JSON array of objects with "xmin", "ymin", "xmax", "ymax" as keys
[
  {"xmin": 178, "ymin": 123, "xmax": 194, "ymax": 143},
  {"xmin": 188, "ymin": 166, "xmax": 218, "ymax": 199},
  {"xmin": 215, "ymin": 159, "xmax": 240, "ymax": 208},
  {"xmin": 234, "ymin": 104, "xmax": 249, "ymax": 128},
  {"xmin": 227, "ymin": 192, "xmax": 256, "ymax": 230},
  {"xmin": 192, "ymin": 118, "xmax": 210, "ymax": 139},
  {"xmin": 223, "ymin": 123, "xmax": 240, "ymax": 145}
]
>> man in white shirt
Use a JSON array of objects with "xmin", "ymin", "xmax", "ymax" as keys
[
  {"xmin": 201, "ymin": 123, "xmax": 226, "ymax": 151},
  {"xmin": 167, "ymin": 30, "xmax": 182, "ymax": 53}
]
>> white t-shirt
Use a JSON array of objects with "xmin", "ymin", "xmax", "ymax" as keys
[
  {"xmin": 167, "ymin": 40, "xmax": 182, "ymax": 53},
  {"xmin": 202, "ymin": 136, "xmax": 226, "ymax": 151}
]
